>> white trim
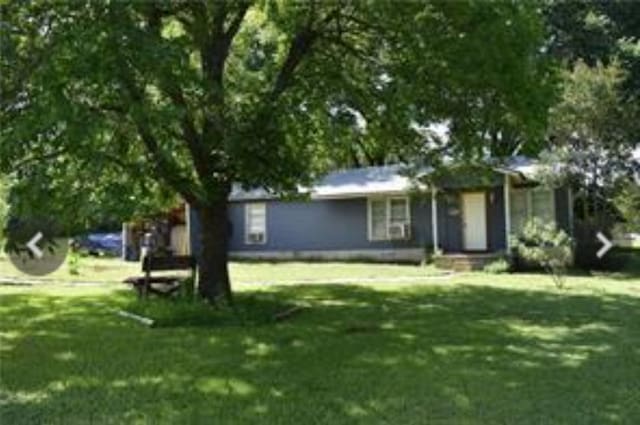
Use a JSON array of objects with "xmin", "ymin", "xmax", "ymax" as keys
[
  {"xmin": 504, "ymin": 175, "xmax": 511, "ymax": 251},
  {"xmin": 431, "ymin": 188, "xmax": 439, "ymax": 252},
  {"xmin": 367, "ymin": 196, "xmax": 411, "ymax": 241},
  {"xmin": 244, "ymin": 202, "xmax": 267, "ymax": 245},
  {"xmin": 229, "ymin": 248, "xmax": 425, "ymax": 263}
]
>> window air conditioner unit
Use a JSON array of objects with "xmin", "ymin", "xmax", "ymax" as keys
[
  {"xmin": 388, "ymin": 223, "xmax": 409, "ymax": 240},
  {"xmin": 248, "ymin": 232, "xmax": 265, "ymax": 244}
]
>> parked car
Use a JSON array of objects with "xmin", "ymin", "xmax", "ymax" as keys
[{"xmin": 74, "ymin": 232, "xmax": 122, "ymax": 257}]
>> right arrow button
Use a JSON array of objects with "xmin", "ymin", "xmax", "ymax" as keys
[{"xmin": 596, "ymin": 232, "xmax": 614, "ymax": 259}]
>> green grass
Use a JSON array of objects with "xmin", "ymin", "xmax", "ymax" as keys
[
  {"xmin": 0, "ymin": 254, "xmax": 141, "ymax": 284},
  {"xmin": 1, "ymin": 260, "xmax": 639, "ymax": 424},
  {"xmin": 0, "ymin": 255, "xmax": 440, "ymax": 284}
]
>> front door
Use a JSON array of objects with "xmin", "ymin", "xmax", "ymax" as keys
[{"xmin": 462, "ymin": 192, "xmax": 487, "ymax": 251}]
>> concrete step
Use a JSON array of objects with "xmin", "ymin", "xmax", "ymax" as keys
[{"xmin": 434, "ymin": 253, "xmax": 504, "ymax": 271}]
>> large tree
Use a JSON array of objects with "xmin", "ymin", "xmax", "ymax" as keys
[
  {"xmin": 544, "ymin": 1, "xmax": 640, "ymax": 225},
  {"xmin": 545, "ymin": 0, "xmax": 640, "ymax": 97},
  {"xmin": 547, "ymin": 60, "xmax": 639, "ymax": 221},
  {"xmin": 1, "ymin": 1, "xmax": 553, "ymax": 302}
]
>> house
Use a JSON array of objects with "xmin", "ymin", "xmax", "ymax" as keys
[{"xmin": 188, "ymin": 157, "xmax": 573, "ymax": 269}]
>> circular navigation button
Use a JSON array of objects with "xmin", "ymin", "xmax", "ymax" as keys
[{"xmin": 4, "ymin": 217, "xmax": 69, "ymax": 276}]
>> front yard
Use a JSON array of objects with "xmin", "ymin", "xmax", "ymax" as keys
[{"xmin": 1, "ymin": 259, "xmax": 639, "ymax": 424}]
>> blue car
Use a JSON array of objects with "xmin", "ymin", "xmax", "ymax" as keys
[{"xmin": 76, "ymin": 232, "xmax": 122, "ymax": 257}]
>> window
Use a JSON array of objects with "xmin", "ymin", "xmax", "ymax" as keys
[
  {"xmin": 368, "ymin": 197, "xmax": 410, "ymax": 240},
  {"xmin": 245, "ymin": 203, "xmax": 266, "ymax": 244},
  {"xmin": 511, "ymin": 189, "xmax": 529, "ymax": 235},
  {"xmin": 370, "ymin": 199, "xmax": 388, "ymax": 240},
  {"xmin": 532, "ymin": 189, "xmax": 555, "ymax": 223},
  {"xmin": 510, "ymin": 187, "xmax": 555, "ymax": 234}
]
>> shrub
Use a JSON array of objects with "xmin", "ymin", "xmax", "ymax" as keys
[
  {"xmin": 483, "ymin": 258, "xmax": 511, "ymax": 274},
  {"xmin": 514, "ymin": 218, "xmax": 573, "ymax": 287}
]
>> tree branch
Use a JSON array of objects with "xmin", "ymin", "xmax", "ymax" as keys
[
  {"xmin": 225, "ymin": 3, "xmax": 250, "ymax": 42},
  {"xmin": 269, "ymin": 8, "xmax": 341, "ymax": 102},
  {"xmin": 118, "ymin": 62, "xmax": 202, "ymax": 205},
  {"xmin": 14, "ymin": 148, "xmax": 69, "ymax": 170}
]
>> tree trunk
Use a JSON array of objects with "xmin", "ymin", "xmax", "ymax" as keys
[{"xmin": 197, "ymin": 197, "xmax": 233, "ymax": 304}]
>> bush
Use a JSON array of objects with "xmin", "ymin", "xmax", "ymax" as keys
[
  {"xmin": 483, "ymin": 258, "xmax": 511, "ymax": 274},
  {"xmin": 514, "ymin": 218, "xmax": 573, "ymax": 287}
]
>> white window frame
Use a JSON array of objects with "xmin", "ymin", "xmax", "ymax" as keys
[
  {"xmin": 509, "ymin": 187, "xmax": 556, "ymax": 234},
  {"xmin": 245, "ymin": 202, "xmax": 267, "ymax": 245},
  {"xmin": 367, "ymin": 196, "xmax": 411, "ymax": 241}
]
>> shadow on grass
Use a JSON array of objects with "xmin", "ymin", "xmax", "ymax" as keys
[
  {"xmin": 121, "ymin": 294, "xmax": 298, "ymax": 328},
  {"xmin": 1, "ymin": 283, "xmax": 640, "ymax": 424}
]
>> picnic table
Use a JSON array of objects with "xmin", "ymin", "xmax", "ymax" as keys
[{"xmin": 124, "ymin": 255, "xmax": 196, "ymax": 298}]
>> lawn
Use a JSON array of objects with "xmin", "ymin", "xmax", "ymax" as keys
[
  {"xmin": 1, "ymin": 261, "xmax": 639, "ymax": 424},
  {"xmin": 0, "ymin": 254, "xmax": 141, "ymax": 284},
  {"xmin": 0, "ymin": 254, "xmax": 444, "ymax": 284}
]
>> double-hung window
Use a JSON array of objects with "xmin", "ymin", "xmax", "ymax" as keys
[
  {"xmin": 368, "ymin": 197, "xmax": 411, "ymax": 240},
  {"xmin": 245, "ymin": 203, "xmax": 267, "ymax": 244},
  {"xmin": 532, "ymin": 189, "xmax": 555, "ymax": 223},
  {"xmin": 510, "ymin": 187, "xmax": 555, "ymax": 235}
]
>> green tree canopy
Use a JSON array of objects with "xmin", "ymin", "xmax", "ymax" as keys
[
  {"xmin": 1, "ymin": 1, "xmax": 554, "ymax": 302},
  {"xmin": 546, "ymin": 60, "xmax": 639, "ymax": 223},
  {"xmin": 545, "ymin": 0, "xmax": 640, "ymax": 97}
]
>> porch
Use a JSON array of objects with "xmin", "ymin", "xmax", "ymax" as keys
[{"xmin": 430, "ymin": 173, "xmax": 571, "ymax": 260}]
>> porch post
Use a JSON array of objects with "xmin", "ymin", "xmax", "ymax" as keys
[
  {"xmin": 504, "ymin": 174, "xmax": 511, "ymax": 252},
  {"xmin": 431, "ymin": 187, "xmax": 439, "ymax": 252}
]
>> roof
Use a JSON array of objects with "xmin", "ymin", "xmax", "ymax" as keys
[
  {"xmin": 496, "ymin": 156, "xmax": 542, "ymax": 180},
  {"xmin": 229, "ymin": 164, "xmax": 422, "ymax": 201},
  {"xmin": 230, "ymin": 156, "xmax": 545, "ymax": 201},
  {"xmin": 310, "ymin": 164, "xmax": 424, "ymax": 199}
]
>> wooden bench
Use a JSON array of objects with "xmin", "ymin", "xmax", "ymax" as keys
[{"xmin": 124, "ymin": 255, "xmax": 196, "ymax": 298}]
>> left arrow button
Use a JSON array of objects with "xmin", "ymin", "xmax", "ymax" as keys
[{"xmin": 26, "ymin": 232, "xmax": 44, "ymax": 259}]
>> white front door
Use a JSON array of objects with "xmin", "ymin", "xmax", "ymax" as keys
[{"xmin": 462, "ymin": 192, "xmax": 487, "ymax": 251}]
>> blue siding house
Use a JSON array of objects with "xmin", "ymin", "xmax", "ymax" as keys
[{"xmin": 189, "ymin": 157, "xmax": 573, "ymax": 264}]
